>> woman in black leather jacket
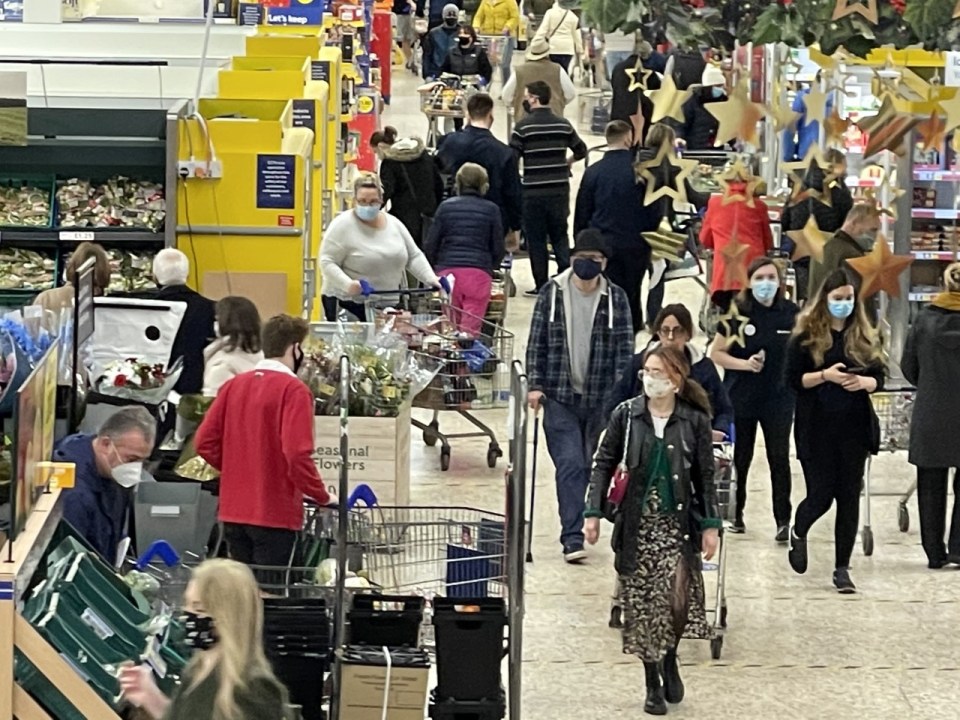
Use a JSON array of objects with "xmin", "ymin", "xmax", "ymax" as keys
[{"xmin": 585, "ymin": 345, "xmax": 721, "ymax": 716}]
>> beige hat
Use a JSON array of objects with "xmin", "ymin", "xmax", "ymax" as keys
[
  {"xmin": 701, "ymin": 64, "xmax": 725, "ymax": 87},
  {"xmin": 526, "ymin": 36, "xmax": 551, "ymax": 61}
]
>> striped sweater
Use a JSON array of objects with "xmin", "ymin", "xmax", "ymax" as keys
[{"xmin": 510, "ymin": 107, "xmax": 587, "ymax": 196}]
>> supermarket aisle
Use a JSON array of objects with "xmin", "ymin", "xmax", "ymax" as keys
[{"xmin": 382, "ymin": 71, "xmax": 960, "ymax": 719}]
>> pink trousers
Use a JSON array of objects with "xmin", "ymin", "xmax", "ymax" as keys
[{"xmin": 437, "ymin": 267, "xmax": 492, "ymax": 335}]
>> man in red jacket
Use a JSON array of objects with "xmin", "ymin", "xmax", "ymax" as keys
[{"xmin": 196, "ymin": 314, "xmax": 331, "ymax": 573}]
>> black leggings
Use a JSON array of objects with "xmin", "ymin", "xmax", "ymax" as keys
[
  {"xmin": 795, "ymin": 439, "xmax": 868, "ymax": 569},
  {"xmin": 916, "ymin": 467, "xmax": 960, "ymax": 564},
  {"xmin": 733, "ymin": 409, "xmax": 794, "ymax": 526}
]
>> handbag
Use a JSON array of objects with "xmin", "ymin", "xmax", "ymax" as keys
[
  {"xmin": 399, "ymin": 164, "xmax": 435, "ymax": 246},
  {"xmin": 606, "ymin": 411, "xmax": 632, "ymax": 508}
]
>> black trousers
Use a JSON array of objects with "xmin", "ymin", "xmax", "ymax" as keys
[
  {"xmin": 916, "ymin": 467, "xmax": 960, "ymax": 564},
  {"xmin": 795, "ymin": 439, "xmax": 868, "ymax": 569},
  {"xmin": 322, "ymin": 295, "xmax": 366, "ymax": 322},
  {"xmin": 605, "ymin": 242, "xmax": 651, "ymax": 334},
  {"xmin": 549, "ymin": 54, "xmax": 573, "ymax": 74},
  {"xmin": 646, "ymin": 264, "xmax": 665, "ymax": 327},
  {"xmin": 522, "ymin": 193, "xmax": 570, "ymax": 290},
  {"xmin": 224, "ymin": 522, "xmax": 298, "ymax": 588},
  {"xmin": 733, "ymin": 408, "xmax": 794, "ymax": 526}
]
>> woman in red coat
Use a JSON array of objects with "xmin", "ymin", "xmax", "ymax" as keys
[{"xmin": 699, "ymin": 183, "xmax": 774, "ymax": 310}]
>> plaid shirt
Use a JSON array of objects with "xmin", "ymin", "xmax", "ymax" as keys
[{"xmin": 525, "ymin": 275, "xmax": 634, "ymax": 408}]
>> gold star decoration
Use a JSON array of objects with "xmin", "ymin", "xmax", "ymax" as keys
[
  {"xmin": 786, "ymin": 216, "xmax": 829, "ymax": 263},
  {"xmin": 856, "ymin": 94, "xmax": 918, "ymax": 157},
  {"xmin": 847, "ymin": 236, "xmax": 914, "ymax": 298},
  {"xmin": 625, "ymin": 65, "xmax": 654, "ymax": 93},
  {"xmin": 916, "ymin": 111, "xmax": 947, "ymax": 151},
  {"xmin": 643, "ymin": 220, "xmax": 687, "ymax": 262},
  {"xmin": 802, "ymin": 84, "xmax": 830, "ymax": 121},
  {"xmin": 717, "ymin": 300, "xmax": 751, "ymax": 349},
  {"xmin": 636, "ymin": 142, "xmax": 695, "ymax": 207},
  {"xmin": 832, "ymin": 0, "xmax": 878, "ymax": 24},
  {"xmin": 781, "ymin": 146, "xmax": 838, "ymax": 204},
  {"xmin": 649, "ymin": 73, "xmax": 692, "ymax": 124},
  {"xmin": 824, "ymin": 107, "xmax": 851, "ymax": 144},
  {"xmin": 718, "ymin": 159, "xmax": 760, "ymax": 207},
  {"xmin": 719, "ymin": 233, "xmax": 752, "ymax": 290},
  {"xmin": 955, "ymin": 0, "xmax": 960, "ymax": 19},
  {"xmin": 937, "ymin": 91, "xmax": 960, "ymax": 132},
  {"xmin": 707, "ymin": 80, "xmax": 766, "ymax": 147}
]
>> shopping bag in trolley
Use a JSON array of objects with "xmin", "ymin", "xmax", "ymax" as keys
[{"xmin": 445, "ymin": 518, "xmax": 506, "ymax": 598}]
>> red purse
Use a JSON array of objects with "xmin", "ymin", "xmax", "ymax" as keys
[{"xmin": 606, "ymin": 413, "xmax": 632, "ymax": 506}]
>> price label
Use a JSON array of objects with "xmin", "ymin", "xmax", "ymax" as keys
[{"xmin": 59, "ymin": 230, "xmax": 95, "ymax": 241}]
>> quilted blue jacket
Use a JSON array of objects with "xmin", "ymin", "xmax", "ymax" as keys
[{"xmin": 525, "ymin": 270, "xmax": 634, "ymax": 408}]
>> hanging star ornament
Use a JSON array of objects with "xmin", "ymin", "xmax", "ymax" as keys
[
  {"xmin": 649, "ymin": 74, "xmax": 693, "ymax": 124},
  {"xmin": 802, "ymin": 84, "xmax": 830, "ymax": 121},
  {"xmin": 856, "ymin": 95, "xmax": 918, "ymax": 157},
  {"xmin": 636, "ymin": 142, "xmax": 695, "ymax": 206},
  {"xmin": 786, "ymin": 216, "xmax": 829, "ymax": 263},
  {"xmin": 719, "ymin": 233, "xmax": 752, "ymax": 289},
  {"xmin": 955, "ymin": 0, "xmax": 960, "ymax": 19},
  {"xmin": 643, "ymin": 220, "xmax": 687, "ymax": 262},
  {"xmin": 717, "ymin": 300, "xmax": 751, "ymax": 349},
  {"xmin": 937, "ymin": 92, "xmax": 960, "ymax": 132},
  {"xmin": 625, "ymin": 65, "xmax": 654, "ymax": 93},
  {"xmin": 707, "ymin": 80, "xmax": 767, "ymax": 147},
  {"xmin": 823, "ymin": 107, "xmax": 851, "ymax": 144},
  {"xmin": 832, "ymin": 0, "xmax": 879, "ymax": 25},
  {"xmin": 846, "ymin": 236, "xmax": 914, "ymax": 298},
  {"xmin": 782, "ymin": 146, "xmax": 838, "ymax": 204},
  {"xmin": 718, "ymin": 159, "xmax": 760, "ymax": 207},
  {"xmin": 916, "ymin": 111, "xmax": 947, "ymax": 152}
]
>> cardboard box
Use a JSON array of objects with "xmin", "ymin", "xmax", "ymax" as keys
[
  {"xmin": 313, "ymin": 404, "xmax": 411, "ymax": 505},
  {"xmin": 339, "ymin": 661, "xmax": 428, "ymax": 720}
]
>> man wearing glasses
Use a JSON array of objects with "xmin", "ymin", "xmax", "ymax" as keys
[{"xmin": 525, "ymin": 229, "xmax": 634, "ymax": 563}]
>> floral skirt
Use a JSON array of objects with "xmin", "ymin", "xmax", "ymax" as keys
[{"xmin": 618, "ymin": 511, "xmax": 711, "ymax": 661}]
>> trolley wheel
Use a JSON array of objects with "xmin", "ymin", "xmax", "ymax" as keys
[
  {"xmin": 720, "ymin": 604, "xmax": 728, "ymax": 629},
  {"xmin": 506, "ymin": 275, "xmax": 517, "ymax": 298},
  {"xmin": 898, "ymin": 502, "xmax": 910, "ymax": 533},
  {"xmin": 440, "ymin": 447, "xmax": 451, "ymax": 471},
  {"xmin": 423, "ymin": 420, "xmax": 439, "ymax": 447},
  {"xmin": 608, "ymin": 606, "xmax": 623, "ymax": 629},
  {"xmin": 486, "ymin": 443, "xmax": 502, "ymax": 468},
  {"xmin": 862, "ymin": 526, "xmax": 874, "ymax": 557},
  {"xmin": 710, "ymin": 636, "xmax": 723, "ymax": 660}
]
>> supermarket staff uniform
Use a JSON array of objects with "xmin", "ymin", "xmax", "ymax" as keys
[{"xmin": 195, "ymin": 358, "xmax": 331, "ymax": 569}]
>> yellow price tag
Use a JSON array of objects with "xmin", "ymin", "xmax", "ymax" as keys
[{"xmin": 37, "ymin": 462, "xmax": 76, "ymax": 490}]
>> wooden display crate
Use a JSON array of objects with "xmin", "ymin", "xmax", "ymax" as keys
[{"xmin": 313, "ymin": 404, "xmax": 411, "ymax": 506}]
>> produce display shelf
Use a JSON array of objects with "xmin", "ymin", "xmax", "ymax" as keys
[{"xmin": 0, "ymin": 229, "xmax": 164, "ymax": 245}]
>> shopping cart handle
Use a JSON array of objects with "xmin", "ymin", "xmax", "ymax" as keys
[
  {"xmin": 727, "ymin": 424, "xmax": 736, "ymax": 444},
  {"xmin": 135, "ymin": 540, "xmax": 181, "ymax": 571},
  {"xmin": 347, "ymin": 484, "xmax": 379, "ymax": 509}
]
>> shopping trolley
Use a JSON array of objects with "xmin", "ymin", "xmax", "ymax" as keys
[
  {"xmin": 477, "ymin": 34, "xmax": 511, "ymax": 85},
  {"xmin": 861, "ymin": 387, "xmax": 915, "ymax": 556},
  {"xmin": 364, "ymin": 288, "xmax": 515, "ymax": 470},
  {"xmin": 608, "ymin": 434, "xmax": 736, "ymax": 660},
  {"xmin": 419, "ymin": 74, "xmax": 482, "ymax": 150}
]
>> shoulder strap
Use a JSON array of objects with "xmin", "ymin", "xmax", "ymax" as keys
[
  {"xmin": 398, "ymin": 163, "xmax": 419, "ymax": 203},
  {"xmin": 545, "ymin": 9, "xmax": 568, "ymax": 39},
  {"xmin": 621, "ymin": 409, "xmax": 631, "ymax": 465}
]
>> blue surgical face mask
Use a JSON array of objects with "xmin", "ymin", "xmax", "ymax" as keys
[
  {"xmin": 355, "ymin": 204, "xmax": 380, "ymax": 222},
  {"xmin": 828, "ymin": 299, "xmax": 855, "ymax": 320},
  {"xmin": 751, "ymin": 278, "xmax": 779, "ymax": 303},
  {"xmin": 711, "ymin": 86, "xmax": 725, "ymax": 99}
]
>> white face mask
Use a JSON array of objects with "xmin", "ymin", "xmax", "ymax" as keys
[
  {"xmin": 642, "ymin": 374, "xmax": 676, "ymax": 399},
  {"xmin": 112, "ymin": 461, "xmax": 144, "ymax": 488}
]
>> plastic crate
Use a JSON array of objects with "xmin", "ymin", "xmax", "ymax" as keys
[
  {"xmin": 429, "ymin": 690, "xmax": 506, "ymax": 720},
  {"xmin": 347, "ymin": 594, "xmax": 425, "ymax": 648},
  {"xmin": 432, "ymin": 597, "xmax": 506, "ymax": 702}
]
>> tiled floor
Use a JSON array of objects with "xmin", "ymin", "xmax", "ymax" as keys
[{"xmin": 383, "ymin": 68, "xmax": 960, "ymax": 719}]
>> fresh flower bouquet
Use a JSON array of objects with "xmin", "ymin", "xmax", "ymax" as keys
[{"xmin": 95, "ymin": 357, "xmax": 183, "ymax": 405}]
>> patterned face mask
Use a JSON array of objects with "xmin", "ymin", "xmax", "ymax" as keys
[{"xmin": 181, "ymin": 611, "xmax": 217, "ymax": 651}]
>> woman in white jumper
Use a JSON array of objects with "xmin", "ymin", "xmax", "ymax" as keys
[
  {"xmin": 321, "ymin": 173, "xmax": 444, "ymax": 321},
  {"xmin": 532, "ymin": 0, "xmax": 582, "ymax": 74},
  {"xmin": 203, "ymin": 296, "xmax": 264, "ymax": 397}
]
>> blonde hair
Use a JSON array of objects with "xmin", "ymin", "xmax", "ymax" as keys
[
  {"xmin": 793, "ymin": 268, "xmax": 881, "ymax": 367},
  {"xmin": 353, "ymin": 171, "xmax": 383, "ymax": 199},
  {"xmin": 646, "ymin": 123, "xmax": 676, "ymax": 149},
  {"xmin": 455, "ymin": 162, "xmax": 489, "ymax": 196},
  {"xmin": 183, "ymin": 560, "xmax": 286, "ymax": 720},
  {"xmin": 944, "ymin": 262, "xmax": 960, "ymax": 292}
]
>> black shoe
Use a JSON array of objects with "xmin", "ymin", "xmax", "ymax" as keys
[
  {"xmin": 947, "ymin": 554, "xmax": 960, "ymax": 566},
  {"xmin": 775, "ymin": 525, "xmax": 789, "ymax": 544},
  {"xmin": 643, "ymin": 662, "xmax": 667, "ymax": 715},
  {"xmin": 788, "ymin": 527, "xmax": 807, "ymax": 574},
  {"xmin": 833, "ymin": 567, "xmax": 857, "ymax": 594},
  {"xmin": 524, "ymin": 288, "xmax": 540, "ymax": 298},
  {"xmin": 928, "ymin": 558, "xmax": 948, "ymax": 569},
  {"xmin": 662, "ymin": 650, "xmax": 684, "ymax": 704},
  {"xmin": 728, "ymin": 519, "xmax": 745, "ymax": 534}
]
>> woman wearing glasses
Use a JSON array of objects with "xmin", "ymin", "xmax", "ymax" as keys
[
  {"xmin": 710, "ymin": 258, "xmax": 799, "ymax": 541},
  {"xmin": 585, "ymin": 345, "xmax": 721, "ymax": 715},
  {"xmin": 611, "ymin": 304, "xmax": 733, "ymax": 442},
  {"xmin": 320, "ymin": 172, "xmax": 446, "ymax": 321}
]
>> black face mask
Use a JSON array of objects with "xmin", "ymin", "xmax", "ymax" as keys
[
  {"xmin": 443, "ymin": 16, "xmax": 457, "ymax": 26},
  {"xmin": 182, "ymin": 611, "xmax": 217, "ymax": 651},
  {"xmin": 458, "ymin": 36, "xmax": 471, "ymax": 47},
  {"xmin": 572, "ymin": 257, "xmax": 603, "ymax": 281},
  {"xmin": 293, "ymin": 344, "xmax": 305, "ymax": 374},
  {"xmin": 522, "ymin": 99, "xmax": 532, "ymax": 113}
]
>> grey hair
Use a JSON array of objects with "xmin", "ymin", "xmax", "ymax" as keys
[
  {"xmin": 152, "ymin": 248, "xmax": 190, "ymax": 286},
  {"xmin": 98, "ymin": 406, "xmax": 156, "ymax": 446},
  {"xmin": 945, "ymin": 262, "xmax": 960, "ymax": 293},
  {"xmin": 455, "ymin": 162, "xmax": 489, "ymax": 197}
]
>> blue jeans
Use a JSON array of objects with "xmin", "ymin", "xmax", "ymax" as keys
[
  {"xmin": 542, "ymin": 396, "xmax": 606, "ymax": 549},
  {"xmin": 501, "ymin": 36, "xmax": 515, "ymax": 84}
]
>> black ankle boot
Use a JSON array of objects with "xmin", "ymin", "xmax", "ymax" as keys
[
  {"xmin": 662, "ymin": 648, "xmax": 684, "ymax": 703},
  {"xmin": 643, "ymin": 661, "xmax": 667, "ymax": 715}
]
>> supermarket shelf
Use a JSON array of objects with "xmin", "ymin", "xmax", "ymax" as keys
[
  {"xmin": 909, "ymin": 291, "xmax": 938, "ymax": 302},
  {"xmin": 0, "ymin": 228, "xmax": 165, "ymax": 245},
  {"xmin": 914, "ymin": 169, "xmax": 960, "ymax": 182},
  {"xmin": 911, "ymin": 250, "xmax": 958, "ymax": 260},
  {"xmin": 846, "ymin": 177, "xmax": 880, "ymax": 188},
  {"xmin": 910, "ymin": 208, "xmax": 960, "ymax": 219}
]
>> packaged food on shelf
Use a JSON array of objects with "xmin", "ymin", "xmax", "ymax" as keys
[
  {"xmin": 57, "ymin": 176, "xmax": 166, "ymax": 232},
  {"xmin": 107, "ymin": 249, "xmax": 157, "ymax": 293},
  {"xmin": 0, "ymin": 248, "xmax": 56, "ymax": 290},
  {"xmin": 0, "ymin": 182, "xmax": 53, "ymax": 227}
]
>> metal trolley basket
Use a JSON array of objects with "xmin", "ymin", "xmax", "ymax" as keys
[
  {"xmin": 861, "ymin": 387, "xmax": 916, "ymax": 555},
  {"xmin": 609, "ymin": 439, "xmax": 736, "ymax": 660},
  {"xmin": 365, "ymin": 289, "xmax": 514, "ymax": 471}
]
